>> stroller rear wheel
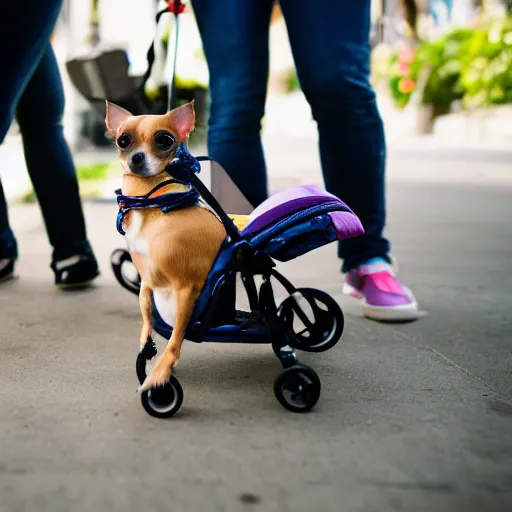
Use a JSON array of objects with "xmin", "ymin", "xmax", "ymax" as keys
[{"xmin": 273, "ymin": 364, "xmax": 321, "ymax": 413}]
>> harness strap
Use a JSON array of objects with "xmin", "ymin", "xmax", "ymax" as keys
[
  {"xmin": 116, "ymin": 178, "xmax": 199, "ymax": 236},
  {"xmin": 143, "ymin": 178, "xmax": 184, "ymax": 198}
]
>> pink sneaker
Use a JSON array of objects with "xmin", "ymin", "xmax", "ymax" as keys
[{"xmin": 342, "ymin": 260, "xmax": 419, "ymax": 322}]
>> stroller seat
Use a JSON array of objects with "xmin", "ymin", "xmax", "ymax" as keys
[
  {"xmin": 242, "ymin": 184, "xmax": 363, "ymax": 260},
  {"xmin": 152, "ymin": 183, "xmax": 364, "ymax": 342}
]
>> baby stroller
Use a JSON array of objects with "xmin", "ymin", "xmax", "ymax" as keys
[
  {"xmin": 112, "ymin": 145, "xmax": 364, "ymax": 418},
  {"xmin": 108, "ymin": 1, "xmax": 364, "ymax": 418}
]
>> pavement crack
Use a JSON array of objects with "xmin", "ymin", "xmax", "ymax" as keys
[
  {"xmin": 392, "ymin": 328, "xmax": 512, "ymax": 404},
  {"xmin": 428, "ymin": 346, "xmax": 512, "ymax": 405}
]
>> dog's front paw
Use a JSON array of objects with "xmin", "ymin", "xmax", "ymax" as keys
[{"xmin": 138, "ymin": 354, "xmax": 175, "ymax": 392}]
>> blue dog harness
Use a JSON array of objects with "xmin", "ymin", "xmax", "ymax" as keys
[
  {"xmin": 116, "ymin": 144, "xmax": 202, "ymax": 236},
  {"xmin": 116, "ymin": 181, "xmax": 199, "ymax": 236}
]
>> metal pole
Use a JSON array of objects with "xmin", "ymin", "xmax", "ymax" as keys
[
  {"xmin": 168, "ymin": 13, "xmax": 180, "ymax": 111},
  {"xmin": 378, "ymin": 0, "xmax": 386, "ymax": 43},
  {"xmin": 165, "ymin": 1, "xmax": 186, "ymax": 111}
]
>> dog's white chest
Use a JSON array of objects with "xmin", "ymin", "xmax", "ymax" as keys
[
  {"xmin": 153, "ymin": 289, "xmax": 178, "ymax": 328},
  {"xmin": 124, "ymin": 211, "xmax": 149, "ymax": 256}
]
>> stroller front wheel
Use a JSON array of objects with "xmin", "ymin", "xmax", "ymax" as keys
[
  {"xmin": 140, "ymin": 376, "xmax": 184, "ymax": 419},
  {"xmin": 273, "ymin": 364, "xmax": 321, "ymax": 413}
]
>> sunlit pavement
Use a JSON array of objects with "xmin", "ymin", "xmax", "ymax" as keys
[{"xmin": 1, "ymin": 132, "xmax": 511, "ymax": 512}]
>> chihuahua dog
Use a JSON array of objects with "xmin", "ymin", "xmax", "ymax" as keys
[{"xmin": 106, "ymin": 101, "xmax": 226, "ymax": 392}]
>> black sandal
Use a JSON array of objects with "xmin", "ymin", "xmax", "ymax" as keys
[
  {"xmin": 51, "ymin": 252, "xmax": 99, "ymax": 288},
  {"xmin": 0, "ymin": 258, "xmax": 15, "ymax": 283}
]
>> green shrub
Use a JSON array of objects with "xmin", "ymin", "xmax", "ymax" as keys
[
  {"xmin": 20, "ymin": 189, "xmax": 36, "ymax": 204},
  {"xmin": 384, "ymin": 16, "xmax": 512, "ymax": 110},
  {"xmin": 285, "ymin": 70, "xmax": 301, "ymax": 92},
  {"xmin": 76, "ymin": 163, "xmax": 110, "ymax": 181},
  {"xmin": 460, "ymin": 17, "xmax": 512, "ymax": 108}
]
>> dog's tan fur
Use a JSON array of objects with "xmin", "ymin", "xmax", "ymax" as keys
[{"xmin": 106, "ymin": 101, "xmax": 226, "ymax": 392}]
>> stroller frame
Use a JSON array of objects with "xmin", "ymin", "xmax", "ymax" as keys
[
  {"xmin": 111, "ymin": 148, "xmax": 353, "ymax": 419},
  {"xmin": 107, "ymin": 1, "xmax": 362, "ymax": 419}
]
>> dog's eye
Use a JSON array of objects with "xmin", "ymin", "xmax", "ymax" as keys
[
  {"xmin": 155, "ymin": 132, "xmax": 175, "ymax": 150},
  {"xmin": 117, "ymin": 133, "xmax": 131, "ymax": 150}
]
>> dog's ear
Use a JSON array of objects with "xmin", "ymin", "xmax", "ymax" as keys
[
  {"xmin": 167, "ymin": 101, "xmax": 195, "ymax": 141},
  {"xmin": 105, "ymin": 102, "xmax": 132, "ymax": 137}
]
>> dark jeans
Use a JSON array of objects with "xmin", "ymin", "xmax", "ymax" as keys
[
  {"xmin": 191, "ymin": 0, "xmax": 390, "ymax": 272},
  {"xmin": 0, "ymin": 0, "xmax": 90, "ymax": 262}
]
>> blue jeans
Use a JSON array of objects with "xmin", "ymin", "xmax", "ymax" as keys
[
  {"xmin": 0, "ymin": 0, "xmax": 90, "ymax": 262},
  {"xmin": 191, "ymin": 0, "xmax": 390, "ymax": 272}
]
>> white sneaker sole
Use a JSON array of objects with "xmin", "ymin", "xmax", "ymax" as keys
[{"xmin": 342, "ymin": 282, "xmax": 420, "ymax": 322}]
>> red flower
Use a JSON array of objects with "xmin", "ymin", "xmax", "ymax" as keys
[
  {"xmin": 166, "ymin": 0, "xmax": 186, "ymax": 14},
  {"xmin": 398, "ymin": 78, "xmax": 415, "ymax": 94}
]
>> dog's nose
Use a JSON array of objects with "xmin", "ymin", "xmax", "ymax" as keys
[{"xmin": 131, "ymin": 152, "xmax": 145, "ymax": 167}]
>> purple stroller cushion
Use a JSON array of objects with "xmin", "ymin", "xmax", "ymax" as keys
[{"xmin": 242, "ymin": 184, "xmax": 364, "ymax": 241}]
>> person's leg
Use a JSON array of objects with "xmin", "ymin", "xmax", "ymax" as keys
[
  {"xmin": 0, "ymin": 2, "xmax": 63, "ymax": 141},
  {"xmin": 15, "ymin": 45, "xmax": 99, "ymax": 286},
  {"xmin": 0, "ymin": 179, "xmax": 17, "ymax": 260},
  {"xmin": 16, "ymin": 45, "xmax": 90, "ymax": 260},
  {"xmin": 0, "ymin": 0, "xmax": 63, "ymax": 272},
  {"xmin": 191, "ymin": 0, "xmax": 274, "ymax": 208},
  {"xmin": 280, "ymin": 0, "xmax": 389, "ymax": 272},
  {"xmin": 0, "ymin": 180, "xmax": 16, "ymax": 280},
  {"xmin": 280, "ymin": 0, "xmax": 418, "ymax": 321}
]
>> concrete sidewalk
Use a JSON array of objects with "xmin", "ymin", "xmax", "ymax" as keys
[{"xmin": 0, "ymin": 139, "xmax": 511, "ymax": 512}]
